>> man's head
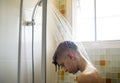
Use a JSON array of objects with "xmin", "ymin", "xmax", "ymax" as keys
[{"xmin": 52, "ymin": 41, "xmax": 79, "ymax": 74}]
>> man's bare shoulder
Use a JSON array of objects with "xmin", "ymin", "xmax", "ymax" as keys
[
  {"xmin": 76, "ymin": 73, "xmax": 91, "ymax": 83},
  {"xmin": 76, "ymin": 71, "xmax": 104, "ymax": 83}
]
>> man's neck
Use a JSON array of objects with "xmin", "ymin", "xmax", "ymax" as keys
[{"xmin": 77, "ymin": 55, "xmax": 88, "ymax": 72}]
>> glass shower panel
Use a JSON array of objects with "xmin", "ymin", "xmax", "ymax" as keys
[
  {"xmin": 0, "ymin": 0, "xmax": 20, "ymax": 83},
  {"xmin": 0, "ymin": 0, "xmax": 43, "ymax": 83}
]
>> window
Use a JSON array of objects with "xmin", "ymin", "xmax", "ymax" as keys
[{"xmin": 72, "ymin": 0, "xmax": 120, "ymax": 42}]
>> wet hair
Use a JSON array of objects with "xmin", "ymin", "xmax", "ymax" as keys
[{"xmin": 52, "ymin": 41, "xmax": 78, "ymax": 71}]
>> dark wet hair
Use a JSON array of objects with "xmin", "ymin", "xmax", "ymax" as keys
[{"xmin": 52, "ymin": 41, "xmax": 78, "ymax": 71}]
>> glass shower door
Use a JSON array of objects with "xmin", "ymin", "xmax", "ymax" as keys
[
  {"xmin": 0, "ymin": 0, "xmax": 43, "ymax": 83},
  {"xmin": 0, "ymin": 0, "xmax": 20, "ymax": 83}
]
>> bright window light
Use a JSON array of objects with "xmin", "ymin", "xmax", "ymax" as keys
[
  {"xmin": 73, "ymin": 0, "xmax": 120, "ymax": 42},
  {"xmin": 96, "ymin": 0, "xmax": 120, "ymax": 41}
]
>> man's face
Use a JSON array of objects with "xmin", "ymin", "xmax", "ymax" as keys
[{"xmin": 57, "ymin": 54, "xmax": 79, "ymax": 74}]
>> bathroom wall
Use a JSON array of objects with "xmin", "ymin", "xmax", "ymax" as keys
[
  {"xmin": 87, "ymin": 48, "xmax": 120, "ymax": 83},
  {"xmin": 51, "ymin": 0, "xmax": 72, "ymax": 25},
  {"xmin": 0, "ymin": 0, "xmax": 19, "ymax": 83},
  {"xmin": 84, "ymin": 41, "xmax": 120, "ymax": 83}
]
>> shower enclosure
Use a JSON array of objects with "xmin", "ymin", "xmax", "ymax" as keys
[{"xmin": 0, "ymin": 0, "xmax": 47, "ymax": 83}]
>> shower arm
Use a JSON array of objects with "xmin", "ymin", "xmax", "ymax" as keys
[
  {"xmin": 23, "ymin": 0, "xmax": 42, "ymax": 26},
  {"xmin": 31, "ymin": 0, "xmax": 42, "ymax": 23}
]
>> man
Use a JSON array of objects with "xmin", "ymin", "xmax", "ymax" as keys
[{"xmin": 52, "ymin": 41, "xmax": 104, "ymax": 83}]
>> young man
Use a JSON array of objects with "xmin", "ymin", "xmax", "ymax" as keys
[{"xmin": 52, "ymin": 41, "xmax": 104, "ymax": 83}]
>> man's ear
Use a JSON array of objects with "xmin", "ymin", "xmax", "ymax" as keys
[{"xmin": 67, "ymin": 52, "xmax": 75, "ymax": 60}]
